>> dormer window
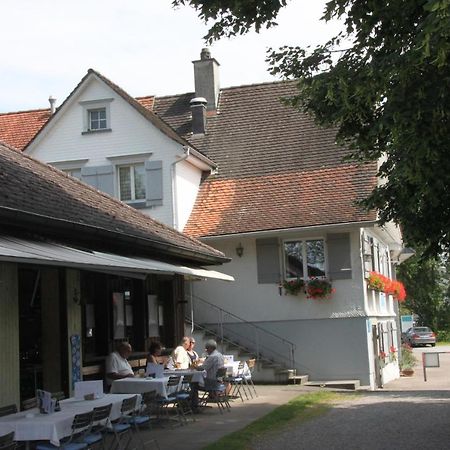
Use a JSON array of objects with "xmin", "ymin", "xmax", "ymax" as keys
[{"xmin": 88, "ymin": 108, "xmax": 107, "ymax": 130}]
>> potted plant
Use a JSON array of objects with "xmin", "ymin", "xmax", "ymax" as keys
[
  {"xmin": 306, "ymin": 278, "xmax": 334, "ymax": 299},
  {"xmin": 399, "ymin": 343, "xmax": 417, "ymax": 376},
  {"xmin": 282, "ymin": 278, "xmax": 305, "ymax": 296}
]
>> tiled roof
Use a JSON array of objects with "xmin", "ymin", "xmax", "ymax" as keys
[
  {"xmin": 154, "ymin": 81, "xmax": 378, "ymax": 236},
  {"xmin": 0, "ymin": 141, "xmax": 226, "ymax": 263},
  {"xmin": 0, "ymin": 109, "xmax": 51, "ymax": 151}
]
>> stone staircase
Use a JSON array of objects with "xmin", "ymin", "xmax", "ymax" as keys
[{"xmin": 185, "ymin": 323, "xmax": 309, "ymax": 384}]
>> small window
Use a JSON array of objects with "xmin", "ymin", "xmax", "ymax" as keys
[
  {"xmin": 88, "ymin": 108, "xmax": 107, "ymax": 130},
  {"xmin": 284, "ymin": 239, "xmax": 325, "ymax": 279},
  {"xmin": 118, "ymin": 164, "xmax": 146, "ymax": 202}
]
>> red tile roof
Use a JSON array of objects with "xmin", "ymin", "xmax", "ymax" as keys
[
  {"xmin": 184, "ymin": 165, "xmax": 377, "ymax": 237},
  {"xmin": 0, "ymin": 109, "xmax": 51, "ymax": 151}
]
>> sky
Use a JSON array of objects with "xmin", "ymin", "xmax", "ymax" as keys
[{"xmin": 1, "ymin": 0, "xmax": 343, "ymax": 112}]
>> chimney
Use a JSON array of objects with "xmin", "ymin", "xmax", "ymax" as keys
[
  {"xmin": 192, "ymin": 48, "xmax": 220, "ymax": 111},
  {"xmin": 190, "ymin": 97, "xmax": 207, "ymax": 134},
  {"xmin": 48, "ymin": 96, "xmax": 57, "ymax": 114}
]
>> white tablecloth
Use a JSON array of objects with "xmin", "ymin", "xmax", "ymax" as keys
[
  {"xmin": 225, "ymin": 361, "xmax": 250, "ymax": 377},
  {"xmin": 0, "ymin": 393, "xmax": 137, "ymax": 447},
  {"xmin": 163, "ymin": 370, "xmax": 206, "ymax": 385},
  {"xmin": 111, "ymin": 377, "xmax": 172, "ymax": 398}
]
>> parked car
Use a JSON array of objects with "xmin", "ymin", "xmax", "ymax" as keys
[{"xmin": 402, "ymin": 327, "xmax": 436, "ymax": 347}]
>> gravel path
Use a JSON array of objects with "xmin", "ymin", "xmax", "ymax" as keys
[{"xmin": 251, "ymin": 389, "xmax": 450, "ymax": 450}]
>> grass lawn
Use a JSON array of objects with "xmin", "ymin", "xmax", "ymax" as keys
[
  {"xmin": 436, "ymin": 341, "xmax": 450, "ymax": 346},
  {"xmin": 203, "ymin": 391, "xmax": 356, "ymax": 450}
]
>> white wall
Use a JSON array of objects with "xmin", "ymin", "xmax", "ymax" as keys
[
  {"xmin": 176, "ymin": 159, "xmax": 203, "ymax": 231},
  {"xmin": 193, "ymin": 228, "xmax": 366, "ymax": 323},
  {"xmin": 26, "ymin": 76, "xmax": 203, "ymax": 228}
]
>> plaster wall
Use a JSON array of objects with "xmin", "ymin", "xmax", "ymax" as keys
[{"xmin": 26, "ymin": 77, "xmax": 202, "ymax": 227}]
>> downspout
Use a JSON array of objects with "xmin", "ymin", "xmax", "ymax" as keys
[{"xmin": 171, "ymin": 146, "xmax": 190, "ymax": 231}]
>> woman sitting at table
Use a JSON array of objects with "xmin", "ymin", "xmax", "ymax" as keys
[
  {"xmin": 187, "ymin": 337, "xmax": 199, "ymax": 366},
  {"xmin": 146, "ymin": 341, "xmax": 164, "ymax": 365}
]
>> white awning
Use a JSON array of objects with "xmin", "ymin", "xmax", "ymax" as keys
[{"xmin": 0, "ymin": 236, "xmax": 234, "ymax": 281}]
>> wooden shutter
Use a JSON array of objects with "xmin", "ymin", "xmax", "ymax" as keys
[
  {"xmin": 256, "ymin": 238, "xmax": 281, "ymax": 284},
  {"xmin": 327, "ymin": 233, "xmax": 352, "ymax": 280},
  {"xmin": 145, "ymin": 160, "xmax": 163, "ymax": 206},
  {"xmin": 81, "ymin": 165, "xmax": 114, "ymax": 196}
]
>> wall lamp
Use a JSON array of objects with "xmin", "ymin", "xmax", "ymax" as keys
[{"xmin": 235, "ymin": 243, "xmax": 244, "ymax": 258}]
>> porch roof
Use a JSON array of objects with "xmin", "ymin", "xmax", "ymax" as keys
[{"xmin": 0, "ymin": 235, "xmax": 234, "ymax": 281}]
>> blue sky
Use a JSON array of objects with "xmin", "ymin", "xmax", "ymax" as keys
[{"xmin": 1, "ymin": 0, "xmax": 342, "ymax": 112}]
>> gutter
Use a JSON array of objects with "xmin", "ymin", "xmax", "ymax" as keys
[
  {"xmin": 171, "ymin": 146, "xmax": 190, "ymax": 230},
  {"xmin": 0, "ymin": 206, "xmax": 229, "ymax": 265}
]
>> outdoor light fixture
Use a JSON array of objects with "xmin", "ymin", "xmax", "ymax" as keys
[{"xmin": 236, "ymin": 243, "xmax": 244, "ymax": 257}]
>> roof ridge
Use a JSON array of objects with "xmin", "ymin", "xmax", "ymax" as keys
[{"xmin": 0, "ymin": 107, "xmax": 50, "ymax": 116}]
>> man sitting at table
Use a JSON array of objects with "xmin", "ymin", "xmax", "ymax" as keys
[
  {"xmin": 197, "ymin": 339, "xmax": 225, "ymax": 388},
  {"xmin": 172, "ymin": 336, "xmax": 191, "ymax": 369},
  {"xmin": 106, "ymin": 342, "xmax": 135, "ymax": 386}
]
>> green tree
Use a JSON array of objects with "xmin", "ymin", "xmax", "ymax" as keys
[
  {"xmin": 397, "ymin": 254, "xmax": 450, "ymax": 331},
  {"xmin": 174, "ymin": 0, "xmax": 450, "ymax": 256}
]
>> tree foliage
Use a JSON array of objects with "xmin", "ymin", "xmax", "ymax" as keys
[
  {"xmin": 175, "ymin": 0, "xmax": 450, "ymax": 256},
  {"xmin": 397, "ymin": 253, "xmax": 450, "ymax": 331}
]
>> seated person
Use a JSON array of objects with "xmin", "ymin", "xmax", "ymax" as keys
[
  {"xmin": 146, "ymin": 341, "xmax": 163, "ymax": 365},
  {"xmin": 187, "ymin": 337, "xmax": 199, "ymax": 366},
  {"xmin": 196, "ymin": 339, "xmax": 225, "ymax": 388},
  {"xmin": 106, "ymin": 342, "xmax": 135, "ymax": 385},
  {"xmin": 171, "ymin": 336, "xmax": 191, "ymax": 369}
]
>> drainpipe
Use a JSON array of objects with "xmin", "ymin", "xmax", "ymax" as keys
[{"xmin": 171, "ymin": 146, "xmax": 190, "ymax": 231}]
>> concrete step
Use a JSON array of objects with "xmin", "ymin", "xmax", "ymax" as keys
[{"xmin": 305, "ymin": 379, "xmax": 361, "ymax": 390}]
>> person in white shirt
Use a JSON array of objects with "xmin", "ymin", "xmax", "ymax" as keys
[
  {"xmin": 106, "ymin": 342, "xmax": 135, "ymax": 385},
  {"xmin": 172, "ymin": 336, "xmax": 191, "ymax": 369}
]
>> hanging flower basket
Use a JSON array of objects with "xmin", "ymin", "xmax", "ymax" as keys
[
  {"xmin": 306, "ymin": 278, "xmax": 334, "ymax": 299},
  {"xmin": 282, "ymin": 278, "xmax": 305, "ymax": 296},
  {"xmin": 367, "ymin": 271, "xmax": 406, "ymax": 302}
]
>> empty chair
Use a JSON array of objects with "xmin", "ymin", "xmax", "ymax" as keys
[
  {"xmin": 155, "ymin": 376, "xmax": 185, "ymax": 426},
  {"xmin": 245, "ymin": 358, "xmax": 258, "ymax": 398},
  {"xmin": 83, "ymin": 403, "xmax": 112, "ymax": 450},
  {"xmin": 0, "ymin": 431, "xmax": 17, "ymax": 450},
  {"xmin": 21, "ymin": 397, "xmax": 37, "ymax": 411},
  {"xmin": 0, "ymin": 404, "xmax": 17, "ymax": 418},
  {"xmin": 108, "ymin": 396, "xmax": 137, "ymax": 450},
  {"xmin": 36, "ymin": 411, "xmax": 93, "ymax": 449}
]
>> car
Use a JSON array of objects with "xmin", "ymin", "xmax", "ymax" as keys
[{"xmin": 402, "ymin": 327, "xmax": 436, "ymax": 347}]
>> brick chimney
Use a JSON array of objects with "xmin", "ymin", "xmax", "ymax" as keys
[
  {"xmin": 192, "ymin": 48, "xmax": 220, "ymax": 111},
  {"xmin": 190, "ymin": 97, "xmax": 207, "ymax": 135}
]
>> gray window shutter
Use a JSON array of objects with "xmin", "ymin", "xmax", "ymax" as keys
[
  {"xmin": 327, "ymin": 233, "xmax": 352, "ymax": 280},
  {"xmin": 81, "ymin": 165, "xmax": 114, "ymax": 196},
  {"xmin": 145, "ymin": 160, "xmax": 163, "ymax": 206},
  {"xmin": 256, "ymin": 238, "xmax": 281, "ymax": 284}
]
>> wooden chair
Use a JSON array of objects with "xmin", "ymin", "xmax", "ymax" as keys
[
  {"xmin": 245, "ymin": 359, "xmax": 258, "ymax": 398},
  {"xmin": 0, "ymin": 404, "xmax": 17, "ymax": 418},
  {"xmin": 0, "ymin": 431, "xmax": 17, "ymax": 450}
]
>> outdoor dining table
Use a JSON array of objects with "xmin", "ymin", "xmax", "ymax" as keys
[{"xmin": 0, "ymin": 393, "xmax": 138, "ymax": 448}]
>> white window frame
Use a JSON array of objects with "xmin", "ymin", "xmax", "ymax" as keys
[
  {"xmin": 88, "ymin": 107, "xmax": 107, "ymax": 131},
  {"xmin": 282, "ymin": 237, "xmax": 327, "ymax": 280},
  {"xmin": 117, "ymin": 163, "xmax": 146, "ymax": 203},
  {"xmin": 79, "ymin": 98, "xmax": 114, "ymax": 134}
]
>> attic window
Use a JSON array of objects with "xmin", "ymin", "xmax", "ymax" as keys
[
  {"xmin": 88, "ymin": 108, "xmax": 107, "ymax": 130},
  {"xmin": 79, "ymin": 98, "xmax": 113, "ymax": 134}
]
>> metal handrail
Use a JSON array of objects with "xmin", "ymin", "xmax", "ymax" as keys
[{"xmin": 187, "ymin": 293, "xmax": 296, "ymax": 370}]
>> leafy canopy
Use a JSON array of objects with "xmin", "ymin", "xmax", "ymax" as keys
[{"xmin": 174, "ymin": 0, "xmax": 450, "ymax": 256}]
